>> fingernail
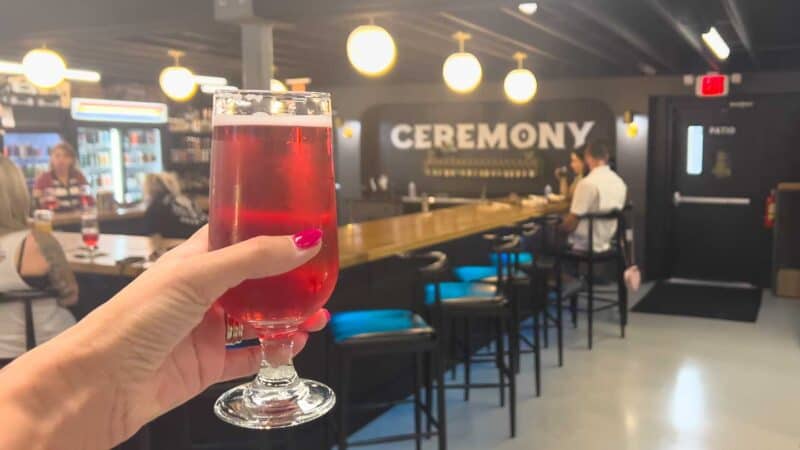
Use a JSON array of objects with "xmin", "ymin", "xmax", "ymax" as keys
[
  {"xmin": 293, "ymin": 228, "xmax": 323, "ymax": 250},
  {"xmin": 323, "ymin": 309, "xmax": 331, "ymax": 321}
]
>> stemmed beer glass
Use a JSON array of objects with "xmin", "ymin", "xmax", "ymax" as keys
[{"xmin": 209, "ymin": 90, "xmax": 339, "ymax": 429}]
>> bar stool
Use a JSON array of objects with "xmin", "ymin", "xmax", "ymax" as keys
[
  {"xmin": 452, "ymin": 230, "xmax": 542, "ymax": 385},
  {"xmin": 329, "ymin": 252, "xmax": 448, "ymax": 450},
  {"xmin": 425, "ymin": 245, "xmax": 518, "ymax": 438},
  {"xmin": 557, "ymin": 209, "xmax": 629, "ymax": 349}
]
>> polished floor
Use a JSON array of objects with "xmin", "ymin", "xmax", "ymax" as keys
[{"xmin": 347, "ymin": 285, "xmax": 800, "ymax": 450}]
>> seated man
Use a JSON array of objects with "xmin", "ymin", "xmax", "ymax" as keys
[{"xmin": 560, "ymin": 139, "xmax": 627, "ymax": 253}]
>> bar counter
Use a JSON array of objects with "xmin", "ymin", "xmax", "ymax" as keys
[
  {"xmin": 58, "ymin": 201, "xmax": 567, "ymax": 276},
  {"xmin": 52, "ymin": 204, "xmax": 147, "ymax": 227}
]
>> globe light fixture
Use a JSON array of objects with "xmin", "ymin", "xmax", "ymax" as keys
[
  {"xmin": 159, "ymin": 50, "xmax": 197, "ymax": 102},
  {"xmin": 443, "ymin": 32, "xmax": 482, "ymax": 94},
  {"xmin": 503, "ymin": 52, "xmax": 538, "ymax": 104},
  {"xmin": 22, "ymin": 47, "xmax": 67, "ymax": 89},
  {"xmin": 347, "ymin": 22, "xmax": 397, "ymax": 77},
  {"xmin": 270, "ymin": 78, "xmax": 288, "ymax": 92}
]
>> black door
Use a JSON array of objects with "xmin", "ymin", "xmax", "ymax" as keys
[{"xmin": 669, "ymin": 100, "xmax": 763, "ymax": 284}]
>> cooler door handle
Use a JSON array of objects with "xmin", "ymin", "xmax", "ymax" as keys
[{"xmin": 673, "ymin": 192, "xmax": 751, "ymax": 206}]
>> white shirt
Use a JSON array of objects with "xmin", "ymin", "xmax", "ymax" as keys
[
  {"xmin": 0, "ymin": 230, "xmax": 75, "ymax": 359},
  {"xmin": 569, "ymin": 165, "xmax": 627, "ymax": 253}
]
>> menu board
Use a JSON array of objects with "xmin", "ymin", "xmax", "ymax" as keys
[{"xmin": 361, "ymin": 99, "xmax": 615, "ymax": 196}]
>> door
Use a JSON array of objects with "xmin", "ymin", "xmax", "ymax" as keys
[
  {"xmin": 120, "ymin": 127, "xmax": 163, "ymax": 203},
  {"xmin": 669, "ymin": 101, "xmax": 763, "ymax": 284}
]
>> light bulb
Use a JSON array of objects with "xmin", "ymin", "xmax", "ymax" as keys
[
  {"xmin": 504, "ymin": 68, "xmax": 538, "ymax": 104},
  {"xmin": 22, "ymin": 48, "xmax": 66, "ymax": 89},
  {"xmin": 159, "ymin": 66, "xmax": 197, "ymax": 102},
  {"xmin": 443, "ymin": 52, "xmax": 482, "ymax": 94},
  {"xmin": 270, "ymin": 79, "xmax": 288, "ymax": 92},
  {"xmin": 347, "ymin": 24, "xmax": 397, "ymax": 77}
]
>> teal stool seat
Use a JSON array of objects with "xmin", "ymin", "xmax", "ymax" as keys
[
  {"xmin": 331, "ymin": 309, "xmax": 433, "ymax": 343},
  {"xmin": 454, "ymin": 266, "xmax": 529, "ymax": 283},
  {"xmin": 489, "ymin": 252, "xmax": 533, "ymax": 266},
  {"xmin": 425, "ymin": 282, "xmax": 505, "ymax": 308}
]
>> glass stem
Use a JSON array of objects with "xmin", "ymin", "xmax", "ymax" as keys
[{"xmin": 243, "ymin": 329, "xmax": 307, "ymax": 409}]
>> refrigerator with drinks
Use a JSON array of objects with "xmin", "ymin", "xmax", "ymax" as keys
[
  {"xmin": 0, "ymin": 105, "xmax": 67, "ymax": 187},
  {"xmin": 71, "ymin": 98, "xmax": 168, "ymax": 204}
]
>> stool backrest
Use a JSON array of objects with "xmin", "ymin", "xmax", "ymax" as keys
[
  {"xmin": 400, "ymin": 251, "xmax": 450, "ymax": 312},
  {"xmin": 578, "ymin": 204, "xmax": 632, "ymax": 257}
]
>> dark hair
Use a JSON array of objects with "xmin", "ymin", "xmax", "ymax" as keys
[
  {"xmin": 571, "ymin": 144, "xmax": 586, "ymax": 160},
  {"xmin": 586, "ymin": 139, "xmax": 611, "ymax": 161},
  {"xmin": 50, "ymin": 141, "xmax": 78, "ymax": 171}
]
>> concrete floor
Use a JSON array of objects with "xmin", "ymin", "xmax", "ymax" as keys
[{"xmin": 347, "ymin": 284, "xmax": 800, "ymax": 450}]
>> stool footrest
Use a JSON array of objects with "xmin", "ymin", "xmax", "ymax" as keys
[{"xmin": 348, "ymin": 432, "xmax": 439, "ymax": 447}]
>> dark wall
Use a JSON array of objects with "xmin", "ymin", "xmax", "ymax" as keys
[{"xmin": 323, "ymin": 71, "xmax": 800, "ymax": 275}]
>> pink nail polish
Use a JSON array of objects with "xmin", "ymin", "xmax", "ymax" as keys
[{"xmin": 293, "ymin": 228, "xmax": 323, "ymax": 250}]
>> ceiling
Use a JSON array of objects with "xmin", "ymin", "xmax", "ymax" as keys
[{"xmin": 1, "ymin": 0, "xmax": 799, "ymax": 88}]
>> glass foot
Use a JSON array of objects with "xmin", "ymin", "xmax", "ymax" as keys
[{"xmin": 214, "ymin": 378, "xmax": 336, "ymax": 429}]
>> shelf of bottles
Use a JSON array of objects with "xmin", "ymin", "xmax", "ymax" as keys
[
  {"xmin": 4, "ymin": 148, "xmax": 50, "ymax": 187},
  {"xmin": 423, "ymin": 153, "xmax": 541, "ymax": 179},
  {"xmin": 77, "ymin": 128, "xmax": 115, "ymax": 191},
  {"xmin": 168, "ymin": 109, "xmax": 212, "ymax": 166},
  {"xmin": 122, "ymin": 128, "xmax": 162, "ymax": 203}
]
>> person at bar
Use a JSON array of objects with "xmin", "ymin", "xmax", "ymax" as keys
[
  {"xmin": 560, "ymin": 139, "xmax": 627, "ymax": 253},
  {"xmin": 0, "ymin": 156, "xmax": 78, "ymax": 368},
  {"xmin": 32, "ymin": 142, "xmax": 89, "ymax": 212},
  {"xmin": 142, "ymin": 172, "xmax": 207, "ymax": 239},
  {"xmin": 555, "ymin": 145, "xmax": 588, "ymax": 201}
]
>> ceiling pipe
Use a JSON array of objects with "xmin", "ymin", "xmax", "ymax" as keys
[
  {"xmin": 642, "ymin": 0, "xmax": 720, "ymax": 71},
  {"xmin": 566, "ymin": 0, "xmax": 679, "ymax": 73},
  {"xmin": 721, "ymin": 0, "xmax": 759, "ymax": 68},
  {"xmin": 499, "ymin": 7, "xmax": 631, "ymax": 71}
]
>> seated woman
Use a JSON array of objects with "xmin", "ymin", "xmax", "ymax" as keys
[
  {"xmin": 0, "ymin": 156, "xmax": 78, "ymax": 367},
  {"xmin": 555, "ymin": 145, "xmax": 588, "ymax": 202},
  {"xmin": 143, "ymin": 172, "xmax": 207, "ymax": 239}
]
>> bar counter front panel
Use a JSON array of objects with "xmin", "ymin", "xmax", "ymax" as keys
[{"xmin": 59, "ymin": 201, "xmax": 566, "ymax": 444}]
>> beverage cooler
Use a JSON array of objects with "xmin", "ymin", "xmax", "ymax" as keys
[
  {"xmin": 0, "ymin": 106, "xmax": 67, "ymax": 187},
  {"xmin": 71, "ymin": 98, "xmax": 168, "ymax": 203}
]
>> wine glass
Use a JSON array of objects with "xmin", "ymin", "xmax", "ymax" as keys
[{"xmin": 209, "ymin": 90, "xmax": 338, "ymax": 429}]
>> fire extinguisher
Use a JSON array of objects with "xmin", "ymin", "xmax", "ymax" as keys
[{"xmin": 764, "ymin": 189, "xmax": 776, "ymax": 229}]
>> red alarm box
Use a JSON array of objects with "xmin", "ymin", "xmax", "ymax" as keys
[{"xmin": 695, "ymin": 73, "xmax": 729, "ymax": 97}]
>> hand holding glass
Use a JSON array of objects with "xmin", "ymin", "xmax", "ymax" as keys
[{"xmin": 209, "ymin": 91, "xmax": 338, "ymax": 429}]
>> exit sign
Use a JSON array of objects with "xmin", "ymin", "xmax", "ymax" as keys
[{"xmin": 695, "ymin": 73, "xmax": 729, "ymax": 97}]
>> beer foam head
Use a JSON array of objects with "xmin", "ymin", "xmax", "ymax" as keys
[{"xmin": 213, "ymin": 113, "xmax": 332, "ymax": 128}]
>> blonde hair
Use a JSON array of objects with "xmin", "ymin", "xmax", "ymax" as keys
[
  {"xmin": 50, "ymin": 141, "xmax": 78, "ymax": 172},
  {"xmin": 143, "ymin": 172, "xmax": 182, "ymax": 203},
  {"xmin": 0, "ymin": 156, "xmax": 31, "ymax": 232}
]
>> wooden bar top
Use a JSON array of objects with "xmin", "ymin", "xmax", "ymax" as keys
[
  {"xmin": 59, "ymin": 201, "xmax": 567, "ymax": 276},
  {"xmin": 52, "ymin": 204, "xmax": 147, "ymax": 227}
]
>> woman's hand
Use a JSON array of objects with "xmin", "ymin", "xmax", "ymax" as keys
[{"xmin": 0, "ymin": 226, "xmax": 327, "ymax": 450}]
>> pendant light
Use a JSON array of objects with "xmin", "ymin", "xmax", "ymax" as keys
[
  {"xmin": 503, "ymin": 52, "xmax": 538, "ymax": 104},
  {"xmin": 347, "ymin": 20, "xmax": 397, "ymax": 77},
  {"xmin": 443, "ymin": 32, "xmax": 482, "ymax": 94},
  {"xmin": 22, "ymin": 46, "xmax": 67, "ymax": 89},
  {"xmin": 159, "ymin": 50, "xmax": 197, "ymax": 102}
]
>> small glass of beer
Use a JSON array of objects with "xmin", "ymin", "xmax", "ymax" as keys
[
  {"xmin": 209, "ymin": 90, "xmax": 338, "ymax": 429},
  {"xmin": 32, "ymin": 210, "xmax": 53, "ymax": 233},
  {"xmin": 81, "ymin": 209, "xmax": 100, "ymax": 255}
]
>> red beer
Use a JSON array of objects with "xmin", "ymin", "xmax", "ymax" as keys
[
  {"xmin": 209, "ymin": 115, "xmax": 338, "ymax": 330},
  {"xmin": 82, "ymin": 232, "xmax": 99, "ymax": 249}
]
